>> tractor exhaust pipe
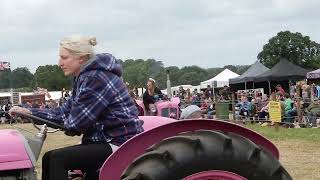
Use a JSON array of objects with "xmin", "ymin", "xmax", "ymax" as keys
[{"xmin": 166, "ymin": 70, "xmax": 171, "ymax": 99}]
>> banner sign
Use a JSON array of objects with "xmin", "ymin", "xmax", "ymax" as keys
[{"xmin": 269, "ymin": 101, "xmax": 282, "ymax": 123}]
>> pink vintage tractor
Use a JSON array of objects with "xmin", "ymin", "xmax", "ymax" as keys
[
  {"xmin": 0, "ymin": 111, "xmax": 292, "ymax": 180},
  {"xmin": 136, "ymin": 97, "xmax": 181, "ymax": 119},
  {"xmin": 135, "ymin": 70, "xmax": 183, "ymax": 120}
]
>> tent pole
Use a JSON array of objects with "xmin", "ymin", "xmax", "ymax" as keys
[
  {"xmin": 253, "ymin": 82, "xmax": 255, "ymax": 89},
  {"xmin": 245, "ymin": 81, "xmax": 247, "ymax": 97},
  {"xmin": 268, "ymin": 81, "xmax": 271, "ymax": 95},
  {"xmin": 288, "ymin": 80, "xmax": 291, "ymax": 96}
]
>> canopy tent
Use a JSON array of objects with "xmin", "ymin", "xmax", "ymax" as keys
[
  {"xmin": 307, "ymin": 69, "xmax": 320, "ymax": 79},
  {"xmin": 200, "ymin": 69, "xmax": 239, "ymax": 89},
  {"xmin": 229, "ymin": 61, "xmax": 269, "ymax": 84},
  {"xmin": 250, "ymin": 59, "xmax": 309, "ymax": 95},
  {"xmin": 254, "ymin": 59, "xmax": 309, "ymax": 83}
]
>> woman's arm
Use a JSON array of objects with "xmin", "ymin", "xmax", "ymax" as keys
[{"xmin": 29, "ymin": 98, "xmax": 72, "ymax": 124}]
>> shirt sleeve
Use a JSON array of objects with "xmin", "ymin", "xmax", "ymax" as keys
[{"xmin": 30, "ymin": 98, "xmax": 72, "ymax": 124}]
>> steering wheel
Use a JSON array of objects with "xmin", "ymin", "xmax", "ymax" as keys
[{"xmin": 12, "ymin": 111, "xmax": 67, "ymax": 131}]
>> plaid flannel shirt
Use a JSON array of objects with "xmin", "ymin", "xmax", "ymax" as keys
[{"xmin": 30, "ymin": 53, "xmax": 144, "ymax": 145}]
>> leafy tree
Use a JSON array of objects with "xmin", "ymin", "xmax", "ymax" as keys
[
  {"xmin": 235, "ymin": 65, "xmax": 251, "ymax": 75},
  {"xmin": 34, "ymin": 65, "xmax": 72, "ymax": 91},
  {"xmin": 11, "ymin": 67, "xmax": 34, "ymax": 89},
  {"xmin": 2, "ymin": 58, "xmax": 254, "ymax": 92},
  {"xmin": 258, "ymin": 31, "xmax": 320, "ymax": 69},
  {"xmin": 223, "ymin": 65, "xmax": 238, "ymax": 73},
  {"xmin": 121, "ymin": 59, "xmax": 252, "ymax": 90},
  {"xmin": 0, "ymin": 69, "xmax": 11, "ymax": 89},
  {"xmin": 145, "ymin": 59, "xmax": 163, "ymax": 77},
  {"xmin": 206, "ymin": 68, "xmax": 223, "ymax": 79},
  {"xmin": 153, "ymin": 68, "xmax": 167, "ymax": 89},
  {"xmin": 178, "ymin": 72, "xmax": 203, "ymax": 85},
  {"xmin": 122, "ymin": 59, "xmax": 149, "ymax": 88},
  {"xmin": 152, "ymin": 66, "xmax": 209, "ymax": 89},
  {"xmin": 177, "ymin": 66, "xmax": 208, "ymax": 85},
  {"xmin": 122, "ymin": 59, "xmax": 164, "ymax": 88}
]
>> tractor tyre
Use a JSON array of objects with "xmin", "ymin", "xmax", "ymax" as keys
[{"xmin": 121, "ymin": 130, "xmax": 292, "ymax": 180}]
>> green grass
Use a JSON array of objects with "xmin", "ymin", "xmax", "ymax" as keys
[{"xmin": 245, "ymin": 124, "xmax": 320, "ymax": 142}]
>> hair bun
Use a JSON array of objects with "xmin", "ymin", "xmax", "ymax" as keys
[{"xmin": 89, "ymin": 37, "xmax": 97, "ymax": 46}]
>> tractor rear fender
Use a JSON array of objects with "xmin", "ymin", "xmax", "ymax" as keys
[{"xmin": 100, "ymin": 117, "xmax": 278, "ymax": 180}]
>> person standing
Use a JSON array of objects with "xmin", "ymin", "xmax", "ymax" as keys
[
  {"xmin": 143, "ymin": 78, "xmax": 162, "ymax": 115},
  {"xmin": 275, "ymin": 84, "xmax": 285, "ymax": 97}
]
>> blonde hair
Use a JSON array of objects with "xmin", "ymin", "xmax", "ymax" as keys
[{"xmin": 60, "ymin": 35, "xmax": 97, "ymax": 59}]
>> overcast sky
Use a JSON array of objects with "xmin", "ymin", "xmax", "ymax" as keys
[{"xmin": 1, "ymin": 0, "xmax": 320, "ymax": 73}]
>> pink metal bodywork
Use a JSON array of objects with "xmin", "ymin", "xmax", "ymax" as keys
[
  {"xmin": 100, "ymin": 117, "xmax": 279, "ymax": 180},
  {"xmin": 170, "ymin": 97, "xmax": 180, "ymax": 104},
  {"xmin": 183, "ymin": 170, "xmax": 247, "ymax": 180},
  {"xmin": 155, "ymin": 97, "xmax": 180, "ymax": 119},
  {"xmin": 139, "ymin": 116, "xmax": 176, "ymax": 131},
  {"xmin": 0, "ymin": 129, "xmax": 32, "ymax": 170}
]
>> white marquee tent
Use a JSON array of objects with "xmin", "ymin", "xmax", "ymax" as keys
[{"xmin": 200, "ymin": 69, "xmax": 239, "ymax": 89}]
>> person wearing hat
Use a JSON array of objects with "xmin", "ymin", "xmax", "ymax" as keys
[
  {"xmin": 9, "ymin": 35, "xmax": 144, "ymax": 180},
  {"xmin": 180, "ymin": 105, "xmax": 202, "ymax": 120}
]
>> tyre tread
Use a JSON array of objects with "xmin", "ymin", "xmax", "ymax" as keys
[{"xmin": 121, "ymin": 130, "xmax": 292, "ymax": 180}]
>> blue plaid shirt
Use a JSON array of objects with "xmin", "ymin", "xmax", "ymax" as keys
[{"xmin": 30, "ymin": 53, "xmax": 144, "ymax": 145}]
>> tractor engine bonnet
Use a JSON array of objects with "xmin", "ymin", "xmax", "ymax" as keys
[{"xmin": 0, "ymin": 129, "xmax": 32, "ymax": 170}]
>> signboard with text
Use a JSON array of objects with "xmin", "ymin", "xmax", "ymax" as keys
[
  {"xmin": 269, "ymin": 101, "xmax": 282, "ymax": 123},
  {"xmin": 11, "ymin": 92, "xmax": 21, "ymax": 105}
]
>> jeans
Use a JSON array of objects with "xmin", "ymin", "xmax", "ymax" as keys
[
  {"xmin": 239, "ymin": 109, "xmax": 249, "ymax": 117},
  {"xmin": 207, "ymin": 110, "xmax": 215, "ymax": 119},
  {"xmin": 284, "ymin": 109, "xmax": 297, "ymax": 123},
  {"xmin": 258, "ymin": 111, "xmax": 268, "ymax": 119}
]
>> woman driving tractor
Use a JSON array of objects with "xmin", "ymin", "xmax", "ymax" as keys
[{"xmin": 9, "ymin": 35, "xmax": 144, "ymax": 180}]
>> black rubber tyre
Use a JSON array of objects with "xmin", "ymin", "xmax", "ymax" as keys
[{"xmin": 121, "ymin": 130, "xmax": 292, "ymax": 180}]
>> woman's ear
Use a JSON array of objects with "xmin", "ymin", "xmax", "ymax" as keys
[{"xmin": 79, "ymin": 55, "xmax": 89, "ymax": 64}]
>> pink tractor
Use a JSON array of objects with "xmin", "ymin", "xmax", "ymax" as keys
[
  {"xmin": 135, "ymin": 70, "xmax": 185, "ymax": 120},
  {"xmin": 136, "ymin": 97, "xmax": 181, "ymax": 119},
  {"xmin": 0, "ymin": 112, "xmax": 292, "ymax": 180}
]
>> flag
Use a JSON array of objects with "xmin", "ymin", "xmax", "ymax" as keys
[{"xmin": 0, "ymin": 61, "xmax": 10, "ymax": 70}]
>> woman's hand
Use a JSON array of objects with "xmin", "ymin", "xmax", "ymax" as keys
[{"xmin": 9, "ymin": 106, "xmax": 31, "ymax": 116}]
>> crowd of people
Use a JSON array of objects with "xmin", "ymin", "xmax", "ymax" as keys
[
  {"xmin": 172, "ymin": 85, "xmax": 232, "ymax": 119},
  {"xmin": 129, "ymin": 80, "xmax": 231, "ymax": 119},
  {"xmin": 0, "ymin": 91, "xmax": 72, "ymax": 124},
  {"xmin": 235, "ymin": 84, "xmax": 320, "ymax": 127},
  {"xmin": 128, "ymin": 80, "xmax": 320, "ymax": 127}
]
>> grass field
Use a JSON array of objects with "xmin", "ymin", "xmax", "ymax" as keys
[
  {"xmin": 1, "ymin": 123, "xmax": 320, "ymax": 180},
  {"xmin": 245, "ymin": 124, "xmax": 320, "ymax": 180}
]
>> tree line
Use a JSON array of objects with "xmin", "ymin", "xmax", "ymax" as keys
[
  {"xmin": 0, "ymin": 62, "xmax": 250, "ymax": 91},
  {"xmin": 0, "ymin": 30, "xmax": 319, "ymax": 91}
]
